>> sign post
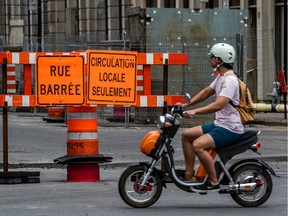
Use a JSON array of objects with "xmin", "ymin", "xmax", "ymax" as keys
[
  {"xmin": 36, "ymin": 55, "xmax": 85, "ymax": 105},
  {"xmin": 2, "ymin": 59, "xmax": 8, "ymax": 173},
  {"xmin": 87, "ymin": 50, "xmax": 137, "ymax": 105}
]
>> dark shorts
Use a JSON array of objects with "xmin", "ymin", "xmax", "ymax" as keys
[{"xmin": 201, "ymin": 123, "xmax": 242, "ymax": 149}]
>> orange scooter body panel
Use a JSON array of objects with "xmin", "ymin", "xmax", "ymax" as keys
[
  {"xmin": 140, "ymin": 131, "xmax": 161, "ymax": 156},
  {"xmin": 195, "ymin": 150, "xmax": 217, "ymax": 180}
]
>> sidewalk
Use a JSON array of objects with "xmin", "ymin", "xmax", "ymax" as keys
[{"xmin": 250, "ymin": 112, "xmax": 288, "ymax": 127}]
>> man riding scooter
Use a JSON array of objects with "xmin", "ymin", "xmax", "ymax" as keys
[{"xmin": 176, "ymin": 43, "xmax": 243, "ymax": 192}]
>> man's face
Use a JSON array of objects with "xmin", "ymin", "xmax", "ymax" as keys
[{"xmin": 209, "ymin": 55, "xmax": 219, "ymax": 68}]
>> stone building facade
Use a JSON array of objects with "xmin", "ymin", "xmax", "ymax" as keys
[{"xmin": 0, "ymin": 0, "xmax": 286, "ymax": 103}]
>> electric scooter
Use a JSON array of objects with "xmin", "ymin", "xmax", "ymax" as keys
[{"xmin": 118, "ymin": 94, "xmax": 277, "ymax": 208}]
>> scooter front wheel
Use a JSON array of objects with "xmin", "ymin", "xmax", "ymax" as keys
[
  {"xmin": 118, "ymin": 165, "xmax": 162, "ymax": 208},
  {"xmin": 230, "ymin": 164, "xmax": 273, "ymax": 207}
]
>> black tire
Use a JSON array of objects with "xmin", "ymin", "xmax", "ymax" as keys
[
  {"xmin": 118, "ymin": 165, "xmax": 162, "ymax": 208},
  {"xmin": 230, "ymin": 164, "xmax": 273, "ymax": 207}
]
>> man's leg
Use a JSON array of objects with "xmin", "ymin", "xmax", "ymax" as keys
[
  {"xmin": 182, "ymin": 125, "xmax": 203, "ymax": 179},
  {"xmin": 193, "ymin": 134, "xmax": 218, "ymax": 185}
]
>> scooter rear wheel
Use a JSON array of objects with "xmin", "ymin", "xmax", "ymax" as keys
[
  {"xmin": 230, "ymin": 164, "xmax": 273, "ymax": 207},
  {"xmin": 118, "ymin": 165, "xmax": 162, "ymax": 208}
]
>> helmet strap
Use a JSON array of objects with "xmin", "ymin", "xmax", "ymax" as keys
[{"xmin": 214, "ymin": 62, "xmax": 224, "ymax": 71}]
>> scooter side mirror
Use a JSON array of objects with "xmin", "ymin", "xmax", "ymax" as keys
[{"xmin": 184, "ymin": 93, "xmax": 191, "ymax": 103}]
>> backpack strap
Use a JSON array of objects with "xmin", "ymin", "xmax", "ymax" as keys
[{"xmin": 223, "ymin": 72, "xmax": 240, "ymax": 107}]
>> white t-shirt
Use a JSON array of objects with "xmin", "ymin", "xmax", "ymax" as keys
[{"xmin": 210, "ymin": 70, "xmax": 244, "ymax": 134}]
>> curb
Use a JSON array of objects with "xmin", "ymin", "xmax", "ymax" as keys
[{"xmin": 1, "ymin": 155, "xmax": 286, "ymax": 170}]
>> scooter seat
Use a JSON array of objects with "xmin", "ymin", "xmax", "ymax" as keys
[{"xmin": 216, "ymin": 130, "xmax": 258, "ymax": 164}]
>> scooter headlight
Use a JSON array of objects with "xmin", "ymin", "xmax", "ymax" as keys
[
  {"xmin": 157, "ymin": 116, "xmax": 165, "ymax": 129},
  {"xmin": 157, "ymin": 114, "xmax": 173, "ymax": 129}
]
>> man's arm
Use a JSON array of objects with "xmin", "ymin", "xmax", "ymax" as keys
[
  {"xmin": 183, "ymin": 86, "xmax": 215, "ymax": 109},
  {"xmin": 183, "ymin": 96, "xmax": 230, "ymax": 117}
]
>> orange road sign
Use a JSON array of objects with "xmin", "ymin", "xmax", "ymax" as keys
[
  {"xmin": 87, "ymin": 50, "xmax": 137, "ymax": 105},
  {"xmin": 36, "ymin": 55, "xmax": 85, "ymax": 105}
]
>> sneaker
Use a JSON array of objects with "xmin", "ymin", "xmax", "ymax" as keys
[{"xmin": 192, "ymin": 182, "xmax": 220, "ymax": 192}]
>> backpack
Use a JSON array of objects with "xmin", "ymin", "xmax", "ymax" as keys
[{"xmin": 226, "ymin": 74, "xmax": 256, "ymax": 123}]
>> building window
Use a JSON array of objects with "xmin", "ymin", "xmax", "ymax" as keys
[
  {"xmin": 183, "ymin": 0, "xmax": 189, "ymax": 8},
  {"xmin": 248, "ymin": 0, "xmax": 257, "ymax": 6},
  {"xmin": 205, "ymin": 0, "xmax": 219, "ymax": 9},
  {"xmin": 164, "ymin": 0, "xmax": 175, "ymax": 8},
  {"xmin": 230, "ymin": 0, "xmax": 240, "ymax": 9},
  {"xmin": 146, "ymin": 0, "xmax": 157, "ymax": 7}
]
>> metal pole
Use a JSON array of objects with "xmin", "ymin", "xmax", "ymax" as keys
[
  {"xmin": 3, "ymin": 102, "xmax": 8, "ymax": 173},
  {"xmin": 181, "ymin": 37, "xmax": 186, "ymax": 93},
  {"xmin": 284, "ymin": 0, "xmax": 287, "ymax": 81},
  {"xmin": 2, "ymin": 58, "xmax": 8, "ymax": 172},
  {"xmin": 37, "ymin": 0, "xmax": 42, "ymax": 52},
  {"xmin": 124, "ymin": 106, "xmax": 129, "ymax": 128},
  {"xmin": 236, "ymin": 34, "xmax": 244, "ymax": 80},
  {"xmin": 123, "ymin": 30, "xmax": 130, "ymax": 127},
  {"xmin": 161, "ymin": 63, "xmax": 169, "ymax": 170},
  {"xmin": 27, "ymin": 1, "xmax": 31, "ymax": 51},
  {"xmin": 284, "ymin": 0, "xmax": 287, "ymax": 119},
  {"xmin": 163, "ymin": 63, "xmax": 168, "ymax": 115}
]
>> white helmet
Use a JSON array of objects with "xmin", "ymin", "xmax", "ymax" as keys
[{"xmin": 208, "ymin": 43, "xmax": 236, "ymax": 64}]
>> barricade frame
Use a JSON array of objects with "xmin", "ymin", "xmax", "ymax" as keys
[{"xmin": 0, "ymin": 50, "xmax": 188, "ymax": 182}]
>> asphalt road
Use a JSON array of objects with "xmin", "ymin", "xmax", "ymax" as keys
[
  {"xmin": 0, "ymin": 162, "xmax": 286, "ymax": 216},
  {"xmin": 0, "ymin": 113, "xmax": 287, "ymax": 216},
  {"xmin": 0, "ymin": 113, "xmax": 287, "ymax": 166}
]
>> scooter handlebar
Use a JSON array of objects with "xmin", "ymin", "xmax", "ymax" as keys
[{"xmin": 171, "ymin": 105, "xmax": 185, "ymax": 117}]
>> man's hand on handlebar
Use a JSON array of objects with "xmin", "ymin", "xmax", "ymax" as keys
[
  {"xmin": 174, "ymin": 102, "xmax": 196, "ymax": 118},
  {"xmin": 175, "ymin": 102, "xmax": 188, "ymax": 109},
  {"xmin": 182, "ymin": 110, "xmax": 196, "ymax": 118}
]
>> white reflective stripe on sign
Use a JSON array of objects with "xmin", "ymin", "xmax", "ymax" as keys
[
  {"xmin": 157, "ymin": 96, "xmax": 164, "ymax": 107},
  {"xmin": 89, "ymin": 104, "xmax": 98, "ymax": 107},
  {"xmin": 22, "ymin": 96, "xmax": 30, "ymax": 106},
  {"xmin": 137, "ymin": 65, "xmax": 143, "ymax": 70},
  {"xmin": 29, "ymin": 53, "xmax": 36, "ymax": 64},
  {"xmin": 7, "ymin": 89, "xmax": 16, "ymax": 93},
  {"xmin": 7, "ymin": 72, "xmax": 16, "ymax": 76},
  {"xmin": 12, "ymin": 53, "xmax": 19, "ymax": 64},
  {"xmin": 7, "ymin": 80, "xmax": 16, "ymax": 84},
  {"xmin": 146, "ymin": 53, "xmax": 154, "ymax": 64},
  {"xmin": 163, "ymin": 53, "xmax": 169, "ymax": 64},
  {"xmin": 137, "ymin": 75, "xmax": 143, "ymax": 80},
  {"xmin": 137, "ymin": 86, "xmax": 144, "ymax": 91},
  {"xmin": 140, "ymin": 96, "xmax": 147, "ymax": 107},
  {"xmin": 67, "ymin": 132, "xmax": 98, "ymax": 140},
  {"xmin": 79, "ymin": 52, "xmax": 87, "ymax": 64},
  {"xmin": 5, "ymin": 95, "xmax": 12, "ymax": 106}
]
